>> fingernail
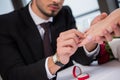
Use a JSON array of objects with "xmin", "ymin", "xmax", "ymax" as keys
[{"xmin": 86, "ymin": 35, "xmax": 93, "ymax": 41}]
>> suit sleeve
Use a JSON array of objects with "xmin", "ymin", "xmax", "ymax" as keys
[{"xmin": 0, "ymin": 15, "xmax": 49, "ymax": 80}]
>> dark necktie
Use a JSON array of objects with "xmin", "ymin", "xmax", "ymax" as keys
[{"xmin": 40, "ymin": 22, "xmax": 53, "ymax": 57}]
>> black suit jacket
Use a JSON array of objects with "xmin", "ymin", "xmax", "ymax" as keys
[{"xmin": 0, "ymin": 5, "xmax": 93, "ymax": 80}]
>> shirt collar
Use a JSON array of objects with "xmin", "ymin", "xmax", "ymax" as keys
[{"xmin": 28, "ymin": 3, "xmax": 53, "ymax": 25}]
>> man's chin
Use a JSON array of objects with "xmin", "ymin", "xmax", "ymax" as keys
[
  {"xmin": 49, "ymin": 10, "xmax": 59, "ymax": 16},
  {"xmin": 47, "ymin": 12, "xmax": 57, "ymax": 17}
]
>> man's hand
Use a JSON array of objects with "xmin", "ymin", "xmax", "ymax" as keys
[
  {"xmin": 48, "ymin": 29, "xmax": 84, "ymax": 75},
  {"xmin": 56, "ymin": 29, "xmax": 84, "ymax": 64}
]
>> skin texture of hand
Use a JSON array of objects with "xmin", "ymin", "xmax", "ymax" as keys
[
  {"xmin": 82, "ymin": 13, "xmax": 107, "ymax": 52},
  {"xmin": 56, "ymin": 29, "xmax": 84, "ymax": 64},
  {"xmin": 80, "ymin": 8, "xmax": 120, "ymax": 46},
  {"xmin": 87, "ymin": 12, "xmax": 108, "ymax": 43}
]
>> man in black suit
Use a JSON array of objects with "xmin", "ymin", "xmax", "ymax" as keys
[{"xmin": 0, "ymin": 0, "xmax": 100, "ymax": 80}]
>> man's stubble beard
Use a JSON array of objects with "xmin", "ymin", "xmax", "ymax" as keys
[
  {"xmin": 38, "ymin": 7, "xmax": 58, "ymax": 17},
  {"xmin": 45, "ymin": 11, "xmax": 57, "ymax": 17}
]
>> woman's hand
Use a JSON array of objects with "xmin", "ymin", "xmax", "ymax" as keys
[{"xmin": 80, "ymin": 8, "xmax": 120, "ymax": 46}]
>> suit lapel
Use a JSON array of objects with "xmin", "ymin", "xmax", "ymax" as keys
[
  {"xmin": 17, "ymin": 5, "xmax": 68, "ymax": 61},
  {"xmin": 18, "ymin": 5, "xmax": 45, "ymax": 61}
]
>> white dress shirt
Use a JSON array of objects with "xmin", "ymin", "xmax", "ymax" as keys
[{"xmin": 28, "ymin": 3, "xmax": 100, "ymax": 79}]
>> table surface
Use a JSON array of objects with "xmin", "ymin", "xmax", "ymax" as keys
[
  {"xmin": 1, "ymin": 60, "xmax": 120, "ymax": 80},
  {"xmin": 57, "ymin": 60, "xmax": 120, "ymax": 80},
  {"xmin": 82, "ymin": 60, "xmax": 120, "ymax": 80}
]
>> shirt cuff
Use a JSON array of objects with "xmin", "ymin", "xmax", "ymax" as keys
[
  {"xmin": 83, "ymin": 44, "xmax": 100, "ymax": 58},
  {"xmin": 45, "ymin": 57, "xmax": 56, "ymax": 79}
]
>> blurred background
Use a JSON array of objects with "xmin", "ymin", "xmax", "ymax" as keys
[
  {"xmin": 0, "ymin": 0, "xmax": 120, "ymax": 79},
  {"xmin": 0, "ymin": 0, "xmax": 120, "ymax": 32}
]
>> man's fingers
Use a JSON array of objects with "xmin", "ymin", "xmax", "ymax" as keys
[
  {"xmin": 60, "ymin": 29, "xmax": 83, "ymax": 36},
  {"xmin": 59, "ymin": 29, "xmax": 85, "ymax": 44}
]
